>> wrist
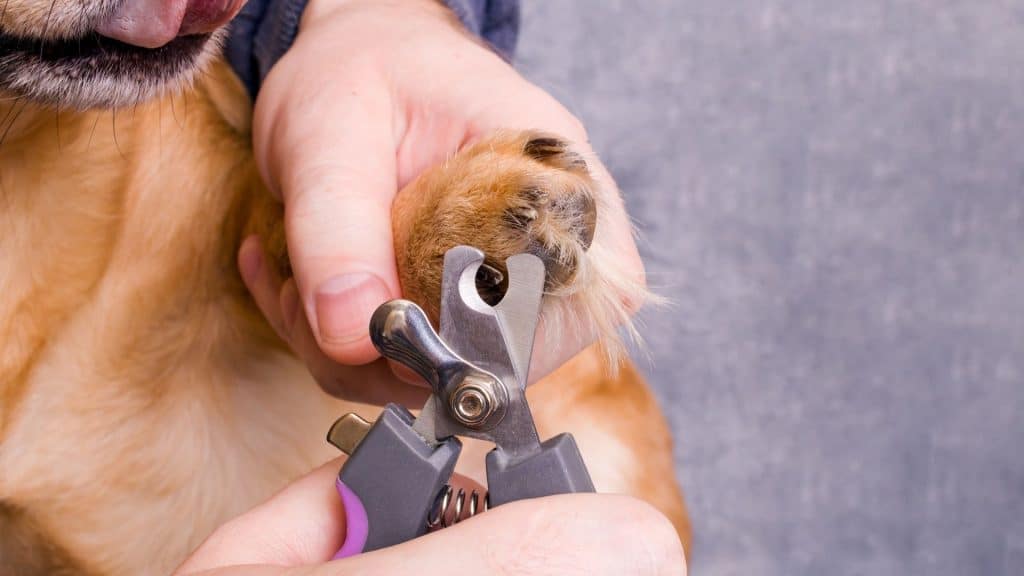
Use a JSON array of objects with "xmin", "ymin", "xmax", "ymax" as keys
[{"xmin": 301, "ymin": 0, "xmax": 456, "ymax": 33}]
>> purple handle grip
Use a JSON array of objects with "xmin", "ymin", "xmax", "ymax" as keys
[
  {"xmin": 333, "ymin": 478, "xmax": 369, "ymax": 559},
  {"xmin": 329, "ymin": 404, "xmax": 461, "ymax": 556}
]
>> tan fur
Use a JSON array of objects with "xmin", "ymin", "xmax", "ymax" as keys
[
  {"xmin": 1, "ymin": 41, "xmax": 689, "ymax": 576},
  {"xmin": 393, "ymin": 131, "xmax": 650, "ymax": 366},
  {"xmin": 393, "ymin": 130, "xmax": 596, "ymax": 313},
  {"xmin": 1, "ymin": 64, "xmax": 345, "ymax": 575},
  {"xmin": 0, "ymin": 501, "xmax": 93, "ymax": 575}
]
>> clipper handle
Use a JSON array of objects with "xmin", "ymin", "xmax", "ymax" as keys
[
  {"xmin": 370, "ymin": 300, "xmax": 460, "ymax": 388},
  {"xmin": 485, "ymin": 432, "xmax": 595, "ymax": 508},
  {"xmin": 332, "ymin": 404, "xmax": 461, "ymax": 558}
]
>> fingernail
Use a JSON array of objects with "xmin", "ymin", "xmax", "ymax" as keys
[{"xmin": 315, "ymin": 273, "xmax": 390, "ymax": 346}]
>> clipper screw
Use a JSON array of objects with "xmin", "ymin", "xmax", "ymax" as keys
[{"xmin": 450, "ymin": 375, "xmax": 498, "ymax": 427}]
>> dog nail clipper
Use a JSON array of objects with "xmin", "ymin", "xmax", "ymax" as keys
[{"xmin": 325, "ymin": 245, "xmax": 595, "ymax": 558}]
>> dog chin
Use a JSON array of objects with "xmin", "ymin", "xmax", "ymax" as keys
[{"xmin": 0, "ymin": 30, "xmax": 224, "ymax": 110}]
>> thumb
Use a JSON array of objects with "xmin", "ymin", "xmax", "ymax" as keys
[{"xmin": 255, "ymin": 73, "xmax": 399, "ymax": 366}]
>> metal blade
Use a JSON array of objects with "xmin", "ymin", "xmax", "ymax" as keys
[
  {"xmin": 492, "ymin": 253, "xmax": 545, "ymax": 389},
  {"xmin": 438, "ymin": 247, "xmax": 514, "ymax": 382}
]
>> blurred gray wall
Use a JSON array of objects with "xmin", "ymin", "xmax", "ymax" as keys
[{"xmin": 516, "ymin": 2, "xmax": 1024, "ymax": 574}]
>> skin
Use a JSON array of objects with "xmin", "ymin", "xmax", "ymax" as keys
[
  {"xmin": 225, "ymin": 2, "xmax": 671, "ymax": 573},
  {"xmin": 240, "ymin": 0, "xmax": 646, "ymax": 398},
  {"xmin": 0, "ymin": 1, "xmax": 686, "ymax": 573},
  {"xmin": 173, "ymin": 458, "xmax": 687, "ymax": 576}
]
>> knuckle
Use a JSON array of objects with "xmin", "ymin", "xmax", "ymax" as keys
[{"xmin": 284, "ymin": 163, "xmax": 393, "ymax": 225}]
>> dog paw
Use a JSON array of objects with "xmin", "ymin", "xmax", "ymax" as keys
[
  {"xmin": 393, "ymin": 131, "xmax": 598, "ymax": 304},
  {"xmin": 392, "ymin": 130, "xmax": 651, "ymax": 360},
  {"xmin": 488, "ymin": 135, "xmax": 601, "ymax": 302}
]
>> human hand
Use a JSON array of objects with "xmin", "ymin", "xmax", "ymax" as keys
[
  {"xmin": 238, "ymin": 0, "xmax": 645, "ymax": 402},
  {"xmin": 173, "ymin": 458, "xmax": 686, "ymax": 575}
]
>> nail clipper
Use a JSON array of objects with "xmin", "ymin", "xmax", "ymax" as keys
[{"xmin": 326, "ymin": 245, "xmax": 595, "ymax": 558}]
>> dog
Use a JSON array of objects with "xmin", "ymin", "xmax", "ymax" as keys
[{"xmin": 0, "ymin": 1, "xmax": 690, "ymax": 574}]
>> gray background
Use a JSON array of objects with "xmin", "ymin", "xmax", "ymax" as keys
[{"xmin": 517, "ymin": 2, "xmax": 1024, "ymax": 574}]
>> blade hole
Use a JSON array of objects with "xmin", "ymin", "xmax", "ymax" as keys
[{"xmin": 474, "ymin": 261, "xmax": 508, "ymax": 306}]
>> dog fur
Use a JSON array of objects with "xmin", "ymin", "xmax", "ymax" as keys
[{"xmin": 0, "ymin": 4, "xmax": 689, "ymax": 574}]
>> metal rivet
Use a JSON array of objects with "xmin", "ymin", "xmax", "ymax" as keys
[{"xmin": 450, "ymin": 376, "xmax": 498, "ymax": 427}]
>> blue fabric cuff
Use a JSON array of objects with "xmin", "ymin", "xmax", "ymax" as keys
[{"xmin": 225, "ymin": 0, "xmax": 521, "ymax": 98}]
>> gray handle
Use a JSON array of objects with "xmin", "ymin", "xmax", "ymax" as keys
[
  {"xmin": 370, "ymin": 300, "xmax": 463, "ymax": 388},
  {"xmin": 485, "ymin": 433, "xmax": 595, "ymax": 508},
  {"xmin": 370, "ymin": 300, "xmax": 508, "ymax": 434},
  {"xmin": 335, "ymin": 404, "xmax": 461, "ymax": 557}
]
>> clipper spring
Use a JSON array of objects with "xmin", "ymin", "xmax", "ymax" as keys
[{"xmin": 426, "ymin": 484, "xmax": 490, "ymax": 529}]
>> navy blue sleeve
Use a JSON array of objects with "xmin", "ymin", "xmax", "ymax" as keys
[{"xmin": 225, "ymin": 0, "xmax": 520, "ymax": 98}]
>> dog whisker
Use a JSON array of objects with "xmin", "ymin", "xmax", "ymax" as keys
[
  {"xmin": 0, "ymin": 97, "xmax": 27, "ymax": 149},
  {"xmin": 111, "ymin": 108, "xmax": 125, "ymax": 159},
  {"xmin": 39, "ymin": 0, "xmax": 58, "ymax": 50},
  {"xmin": 0, "ymin": 0, "xmax": 10, "ymax": 30},
  {"xmin": 87, "ymin": 109, "xmax": 100, "ymax": 149},
  {"xmin": 55, "ymin": 107, "xmax": 62, "ymax": 152}
]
